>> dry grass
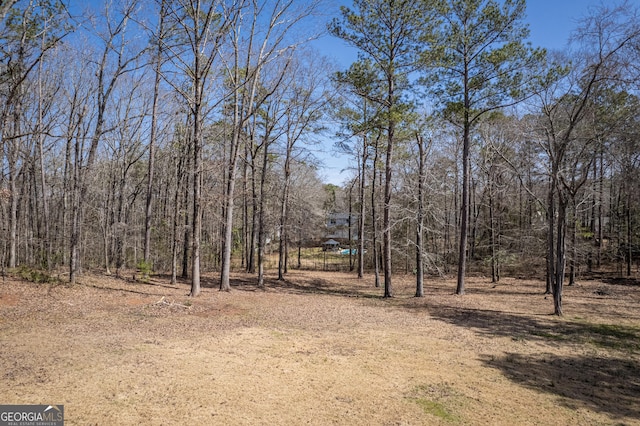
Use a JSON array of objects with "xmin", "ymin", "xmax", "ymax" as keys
[{"xmin": 1, "ymin": 270, "xmax": 639, "ymax": 425}]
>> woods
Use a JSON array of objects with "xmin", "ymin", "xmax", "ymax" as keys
[{"xmin": 2, "ymin": 0, "xmax": 640, "ymax": 317}]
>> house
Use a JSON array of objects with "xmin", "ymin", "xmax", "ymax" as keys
[{"xmin": 325, "ymin": 212, "xmax": 358, "ymax": 241}]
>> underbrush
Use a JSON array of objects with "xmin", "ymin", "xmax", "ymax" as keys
[{"xmin": 14, "ymin": 265, "xmax": 60, "ymax": 284}]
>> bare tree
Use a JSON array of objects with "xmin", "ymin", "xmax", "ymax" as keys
[
  {"xmin": 0, "ymin": 0, "xmax": 69, "ymax": 268},
  {"xmin": 537, "ymin": 2, "xmax": 640, "ymax": 315},
  {"xmin": 67, "ymin": 1, "xmax": 144, "ymax": 283},
  {"xmin": 143, "ymin": 0, "xmax": 168, "ymax": 267},
  {"xmin": 219, "ymin": 0, "xmax": 321, "ymax": 291},
  {"xmin": 161, "ymin": 0, "xmax": 239, "ymax": 296},
  {"xmin": 276, "ymin": 53, "xmax": 330, "ymax": 281}
]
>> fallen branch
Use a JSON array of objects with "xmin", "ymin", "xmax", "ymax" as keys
[{"xmin": 153, "ymin": 296, "xmax": 191, "ymax": 309}]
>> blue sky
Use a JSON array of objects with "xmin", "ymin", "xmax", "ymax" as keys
[
  {"xmin": 317, "ymin": 0, "xmax": 609, "ymax": 185},
  {"xmin": 320, "ymin": 0, "xmax": 603, "ymax": 66},
  {"xmin": 525, "ymin": 0, "xmax": 600, "ymax": 51}
]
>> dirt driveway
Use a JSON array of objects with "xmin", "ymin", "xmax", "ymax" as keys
[{"xmin": 1, "ymin": 270, "xmax": 638, "ymax": 425}]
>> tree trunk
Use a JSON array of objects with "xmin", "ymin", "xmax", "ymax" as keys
[
  {"xmin": 248, "ymin": 152, "xmax": 257, "ymax": 274},
  {"xmin": 415, "ymin": 134, "xmax": 425, "ymax": 297},
  {"xmin": 489, "ymin": 179, "xmax": 497, "ymax": 283},
  {"xmin": 456, "ymin": 117, "xmax": 471, "ymax": 295},
  {"xmin": 257, "ymin": 138, "xmax": 269, "ymax": 288},
  {"xmin": 170, "ymin": 160, "xmax": 181, "ymax": 285},
  {"xmin": 189, "ymin": 95, "xmax": 202, "ymax": 297},
  {"xmin": 553, "ymin": 196, "xmax": 567, "ymax": 316},
  {"xmin": 242, "ymin": 141, "xmax": 249, "ymax": 270},
  {"xmin": 37, "ymin": 60, "xmax": 51, "ymax": 270},
  {"xmin": 358, "ymin": 136, "xmax": 367, "ymax": 279},
  {"xmin": 383, "ymin": 122, "xmax": 394, "ymax": 298},
  {"xmin": 597, "ymin": 149, "xmax": 604, "ymax": 268},
  {"xmin": 115, "ymin": 168, "xmax": 127, "ymax": 275},
  {"xmin": 627, "ymin": 192, "xmax": 632, "ymax": 277},
  {"xmin": 469, "ymin": 178, "xmax": 478, "ymax": 260},
  {"xmin": 102, "ymin": 207, "xmax": 111, "ymax": 276},
  {"xmin": 7, "ymin": 138, "xmax": 18, "ymax": 269},
  {"xmin": 283, "ymin": 232, "xmax": 289, "ymax": 274},
  {"xmin": 181, "ymin": 204, "xmax": 190, "ymax": 279},
  {"xmin": 144, "ymin": 2, "xmax": 164, "ymax": 265},
  {"xmin": 382, "ymin": 60, "xmax": 397, "ymax": 298},
  {"xmin": 568, "ymin": 204, "xmax": 577, "ymax": 286},
  {"xmin": 69, "ymin": 129, "xmax": 82, "ymax": 284},
  {"xmin": 371, "ymin": 136, "xmax": 380, "ymax": 288},
  {"xmin": 297, "ymin": 226, "xmax": 302, "ymax": 269},
  {"xmin": 546, "ymin": 177, "xmax": 555, "ymax": 295},
  {"xmin": 278, "ymin": 137, "xmax": 293, "ymax": 281},
  {"xmin": 220, "ymin": 42, "xmax": 245, "ymax": 291},
  {"xmin": 348, "ymin": 183, "xmax": 354, "ymax": 272},
  {"xmin": 220, "ymin": 128, "xmax": 242, "ymax": 291}
]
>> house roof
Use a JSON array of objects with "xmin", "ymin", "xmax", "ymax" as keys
[{"xmin": 323, "ymin": 239, "xmax": 340, "ymax": 245}]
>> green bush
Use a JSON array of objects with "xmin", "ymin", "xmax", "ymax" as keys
[
  {"xmin": 136, "ymin": 260, "xmax": 153, "ymax": 283},
  {"xmin": 16, "ymin": 266, "xmax": 58, "ymax": 284}
]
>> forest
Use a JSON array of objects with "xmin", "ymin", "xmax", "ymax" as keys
[{"xmin": 1, "ymin": 0, "xmax": 640, "ymax": 318}]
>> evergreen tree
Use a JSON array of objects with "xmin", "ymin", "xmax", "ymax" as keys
[{"xmin": 422, "ymin": 0, "xmax": 545, "ymax": 294}]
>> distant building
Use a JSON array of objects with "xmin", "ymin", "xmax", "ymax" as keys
[{"xmin": 325, "ymin": 212, "xmax": 358, "ymax": 241}]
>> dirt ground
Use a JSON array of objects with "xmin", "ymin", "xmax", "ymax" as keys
[{"xmin": 0, "ymin": 269, "xmax": 639, "ymax": 425}]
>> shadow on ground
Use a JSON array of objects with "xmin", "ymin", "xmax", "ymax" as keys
[
  {"xmin": 423, "ymin": 305, "xmax": 640, "ymax": 351},
  {"xmin": 603, "ymin": 276, "xmax": 640, "ymax": 287},
  {"xmin": 482, "ymin": 352, "xmax": 640, "ymax": 421},
  {"xmin": 231, "ymin": 274, "xmax": 383, "ymax": 299},
  {"xmin": 424, "ymin": 305, "xmax": 640, "ymax": 421}
]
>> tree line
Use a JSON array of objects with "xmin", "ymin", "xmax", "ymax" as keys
[
  {"xmin": 1, "ymin": 0, "xmax": 639, "ymax": 316},
  {"xmin": 329, "ymin": 0, "xmax": 640, "ymax": 315}
]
